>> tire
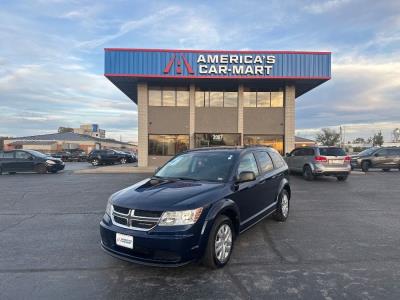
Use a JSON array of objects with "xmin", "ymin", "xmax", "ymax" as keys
[
  {"xmin": 35, "ymin": 164, "xmax": 47, "ymax": 174},
  {"xmin": 382, "ymin": 168, "xmax": 390, "ymax": 172},
  {"xmin": 274, "ymin": 189, "xmax": 290, "ymax": 222},
  {"xmin": 0, "ymin": 167, "xmax": 2, "ymax": 175},
  {"xmin": 337, "ymin": 175, "xmax": 348, "ymax": 181},
  {"xmin": 202, "ymin": 215, "xmax": 234, "ymax": 269},
  {"xmin": 91, "ymin": 159, "xmax": 100, "ymax": 166},
  {"xmin": 120, "ymin": 158, "xmax": 127, "ymax": 164},
  {"xmin": 50, "ymin": 170, "xmax": 58, "ymax": 174},
  {"xmin": 361, "ymin": 161, "xmax": 370, "ymax": 172},
  {"xmin": 303, "ymin": 165, "xmax": 315, "ymax": 181}
]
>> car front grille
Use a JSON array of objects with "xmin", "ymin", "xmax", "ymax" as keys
[{"xmin": 111, "ymin": 205, "xmax": 162, "ymax": 231}]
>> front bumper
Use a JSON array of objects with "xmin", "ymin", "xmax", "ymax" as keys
[
  {"xmin": 47, "ymin": 164, "xmax": 65, "ymax": 172},
  {"xmin": 100, "ymin": 216, "xmax": 204, "ymax": 266}
]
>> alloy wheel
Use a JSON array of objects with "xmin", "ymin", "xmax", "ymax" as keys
[
  {"xmin": 281, "ymin": 193, "xmax": 289, "ymax": 218},
  {"xmin": 214, "ymin": 224, "xmax": 232, "ymax": 263}
]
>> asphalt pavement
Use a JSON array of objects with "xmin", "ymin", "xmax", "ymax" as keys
[{"xmin": 0, "ymin": 170, "xmax": 399, "ymax": 299}]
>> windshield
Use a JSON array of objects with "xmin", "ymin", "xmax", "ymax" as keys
[
  {"xmin": 155, "ymin": 151, "xmax": 238, "ymax": 182},
  {"xmin": 319, "ymin": 148, "xmax": 346, "ymax": 156},
  {"xmin": 25, "ymin": 150, "xmax": 48, "ymax": 158},
  {"xmin": 358, "ymin": 147, "xmax": 378, "ymax": 156}
]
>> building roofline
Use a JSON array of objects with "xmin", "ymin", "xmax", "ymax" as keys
[
  {"xmin": 105, "ymin": 74, "xmax": 331, "ymax": 80},
  {"xmin": 104, "ymin": 48, "xmax": 331, "ymax": 55}
]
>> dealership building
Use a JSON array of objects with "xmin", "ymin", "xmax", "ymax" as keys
[{"xmin": 105, "ymin": 48, "xmax": 331, "ymax": 167}]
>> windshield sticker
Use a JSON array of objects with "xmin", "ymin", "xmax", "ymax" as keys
[{"xmin": 228, "ymin": 155, "xmax": 233, "ymax": 160}]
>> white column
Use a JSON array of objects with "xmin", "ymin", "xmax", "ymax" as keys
[
  {"xmin": 189, "ymin": 83, "xmax": 196, "ymax": 148},
  {"xmin": 238, "ymin": 84, "xmax": 244, "ymax": 145},
  {"xmin": 284, "ymin": 85, "xmax": 296, "ymax": 154},
  {"xmin": 137, "ymin": 83, "xmax": 148, "ymax": 167}
]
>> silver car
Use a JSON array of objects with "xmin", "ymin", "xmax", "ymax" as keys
[{"xmin": 285, "ymin": 146, "xmax": 351, "ymax": 181}]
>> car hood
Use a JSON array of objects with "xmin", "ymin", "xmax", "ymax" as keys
[{"xmin": 110, "ymin": 178, "xmax": 226, "ymax": 211}]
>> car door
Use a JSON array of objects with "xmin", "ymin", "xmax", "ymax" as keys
[
  {"xmin": 1, "ymin": 151, "xmax": 17, "ymax": 172},
  {"xmin": 372, "ymin": 149, "xmax": 390, "ymax": 168},
  {"xmin": 386, "ymin": 149, "xmax": 400, "ymax": 167},
  {"xmin": 230, "ymin": 152, "xmax": 264, "ymax": 226},
  {"xmin": 254, "ymin": 151, "xmax": 278, "ymax": 208},
  {"xmin": 15, "ymin": 151, "xmax": 35, "ymax": 172},
  {"xmin": 285, "ymin": 149, "xmax": 297, "ymax": 171},
  {"xmin": 292, "ymin": 149, "xmax": 306, "ymax": 171}
]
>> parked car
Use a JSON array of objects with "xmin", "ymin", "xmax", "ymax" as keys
[
  {"xmin": 100, "ymin": 146, "xmax": 291, "ymax": 268},
  {"xmin": 69, "ymin": 150, "xmax": 88, "ymax": 162},
  {"xmin": 119, "ymin": 151, "xmax": 137, "ymax": 163},
  {"xmin": 0, "ymin": 149, "xmax": 65, "ymax": 174},
  {"xmin": 51, "ymin": 151, "xmax": 72, "ymax": 162},
  {"xmin": 88, "ymin": 149, "xmax": 130, "ymax": 166},
  {"xmin": 285, "ymin": 146, "xmax": 351, "ymax": 181},
  {"xmin": 351, "ymin": 147, "xmax": 400, "ymax": 172}
]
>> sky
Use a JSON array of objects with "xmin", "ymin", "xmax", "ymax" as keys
[{"xmin": 0, "ymin": 0, "xmax": 399, "ymax": 143}]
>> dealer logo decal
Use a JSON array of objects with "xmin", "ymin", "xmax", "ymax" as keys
[{"xmin": 163, "ymin": 54, "xmax": 194, "ymax": 75}]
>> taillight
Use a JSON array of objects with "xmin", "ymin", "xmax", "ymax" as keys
[
  {"xmin": 314, "ymin": 156, "xmax": 328, "ymax": 162},
  {"xmin": 344, "ymin": 156, "xmax": 351, "ymax": 162}
]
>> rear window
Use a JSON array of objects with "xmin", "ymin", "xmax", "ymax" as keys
[
  {"xmin": 269, "ymin": 151, "xmax": 286, "ymax": 169},
  {"xmin": 318, "ymin": 148, "xmax": 346, "ymax": 156}
]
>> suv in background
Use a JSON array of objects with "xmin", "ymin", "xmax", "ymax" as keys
[
  {"xmin": 88, "ymin": 149, "xmax": 129, "ymax": 166},
  {"xmin": 100, "ymin": 146, "xmax": 291, "ymax": 268},
  {"xmin": 351, "ymin": 147, "xmax": 400, "ymax": 172},
  {"xmin": 285, "ymin": 146, "xmax": 351, "ymax": 181},
  {"xmin": 0, "ymin": 150, "xmax": 65, "ymax": 174}
]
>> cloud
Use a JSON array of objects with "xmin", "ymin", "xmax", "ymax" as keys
[
  {"xmin": 304, "ymin": 0, "xmax": 351, "ymax": 14},
  {"xmin": 76, "ymin": 6, "xmax": 182, "ymax": 49}
]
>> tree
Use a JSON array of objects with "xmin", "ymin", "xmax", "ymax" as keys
[
  {"xmin": 58, "ymin": 127, "xmax": 74, "ymax": 133},
  {"xmin": 352, "ymin": 137, "xmax": 366, "ymax": 144},
  {"xmin": 372, "ymin": 131, "xmax": 384, "ymax": 146},
  {"xmin": 315, "ymin": 128, "xmax": 340, "ymax": 146}
]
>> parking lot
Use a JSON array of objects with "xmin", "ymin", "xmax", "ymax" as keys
[{"xmin": 1, "ymin": 169, "xmax": 400, "ymax": 299}]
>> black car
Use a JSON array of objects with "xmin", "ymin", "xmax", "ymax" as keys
[
  {"xmin": 51, "ymin": 151, "xmax": 72, "ymax": 162},
  {"xmin": 100, "ymin": 146, "xmax": 291, "ymax": 268},
  {"xmin": 118, "ymin": 151, "xmax": 137, "ymax": 163},
  {"xmin": 69, "ymin": 150, "xmax": 88, "ymax": 162},
  {"xmin": 88, "ymin": 149, "xmax": 130, "ymax": 166},
  {"xmin": 0, "ymin": 150, "xmax": 65, "ymax": 174}
]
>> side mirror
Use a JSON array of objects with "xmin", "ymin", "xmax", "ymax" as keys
[
  {"xmin": 28, "ymin": 156, "xmax": 33, "ymax": 160},
  {"xmin": 285, "ymin": 153, "xmax": 290, "ymax": 157},
  {"xmin": 374, "ymin": 153, "xmax": 379, "ymax": 157},
  {"xmin": 236, "ymin": 171, "xmax": 256, "ymax": 183}
]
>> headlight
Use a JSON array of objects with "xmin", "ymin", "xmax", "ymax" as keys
[
  {"xmin": 46, "ymin": 160, "xmax": 55, "ymax": 165},
  {"xmin": 105, "ymin": 197, "xmax": 113, "ymax": 216},
  {"xmin": 159, "ymin": 208, "xmax": 203, "ymax": 226}
]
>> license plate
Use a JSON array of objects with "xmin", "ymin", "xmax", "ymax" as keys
[
  {"xmin": 329, "ymin": 159, "xmax": 343, "ymax": 164},
  {"xmin": 116, "ymin": 233, "xmax": 133, "ymax": 249}
]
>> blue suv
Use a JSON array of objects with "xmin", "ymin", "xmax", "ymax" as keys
[{"xmin": 100, "ymin": 147, "xmax": 291, "ymax": 268}]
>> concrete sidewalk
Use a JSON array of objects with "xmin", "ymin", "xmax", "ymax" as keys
[{"xmin": 74, "ymin": 164, "xmax": 155, "ymax": 174}]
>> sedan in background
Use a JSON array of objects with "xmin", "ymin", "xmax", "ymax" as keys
[{"xmin": 0, "ymin": 150, "xmax": 65, "ymax": 174}]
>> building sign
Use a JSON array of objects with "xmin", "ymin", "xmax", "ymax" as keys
[
  {"xmin": 105, "ymin": 49, "xmax": 331, "ymax": 79},
  {"xmin": 197, "ymin": 54, "xmax": 275, "ymax": 75}
]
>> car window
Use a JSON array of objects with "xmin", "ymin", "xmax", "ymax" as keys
[
  {"xmin": 237, "ymin": 153, "xmax": 259, "ymax": 176},
  {"xmin": 269, "ymin": 151, "xmax": 286, "ymax": 169},
  {"xmin": 254, "ymin": 151, "xmax": 274, "ymax": 173},
  {"xmin": 106, "ymin": 150, "xmax": 115, "ymax": 155},
  {"xmin": 388, "ymin": 148, "xmax": 400, "ymax": 156},
  {"xmin": 318, "ymin": 148, "xmax": 346, "ymax": 156},
  {"xmin": 15, "ymin": 151, "xmax": 31, "ymax": 159},
  {"xmin": 376, "ymin": 149, "xmax": 389, "ymax": 156},
  {"xmin": 1, "ymin": 152, "xmax": 14, "ymax": 159},
  {"xmin": 303, "ymin": 148, "xmax": 315, "ymax": 156},
  {"xmin": 293, "ymin": 149, "xmax": 303, "ymax": 156}
]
